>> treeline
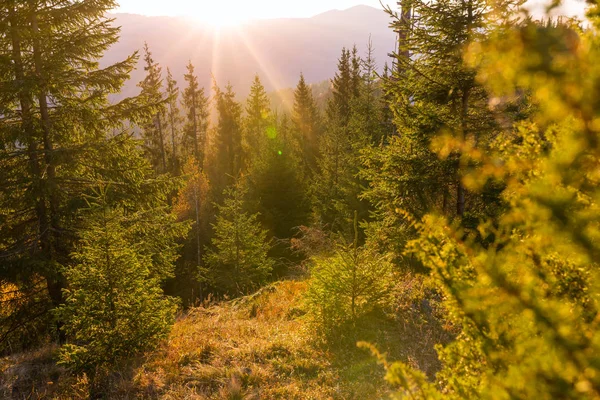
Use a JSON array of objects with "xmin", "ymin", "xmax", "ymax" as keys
[{"xmin": 3, "ymin": 0, "xmax": 600, "ymax": 398}]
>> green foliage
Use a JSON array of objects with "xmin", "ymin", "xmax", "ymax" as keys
[
  {"xmin": 292, "ymin": 73, "xmax": 322, "ymax": 179},
  {"xmin": 204, "ymin": 184, "xmax": 273, "ymax": 296},
  {"xmin": 138, "ymin": 42, "xmax": 169, "ymax": 174},
  {"xmin": 208, "ymin": 82, "xmax": 245, "ymax": 201},
  {"xmin": 380, "ymin": 6, "xmax": 600, "ymax": 400},
  {"xmin": 165, "ymin": 67, "xmax": 183, "ymax": 173},
  {"xmin": 182, "ymin": 61, "xmax": 209, "ymax": 167},
  {"xmin": 171, "ymin": 157, "xmax": 212, "ymax": 306},
  {"xmin": 244, "ymin": 74, "xmax": 272, "ymax": 167},
  {"xmin": 305, "ymin": 217, "xmax": 395, "ymax": 335},
  {"xmin": 362, "ymin": 0, "xmax": 521, "ymax": 261},
  {"xmin": 313, "ymin": 45, "xmax": 382, "ymax": 240},
  {"xmin": 245, "ymin": 114, "xmax": 311, "ymax": 267},
  {"xmin": 0, "ymin": 0, "xmax": 158, "ymax": 346},
  {"xmin": 57, "ymin": 200, "xmax": 178, "ymax": 371}
]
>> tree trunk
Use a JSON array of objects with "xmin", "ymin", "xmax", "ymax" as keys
[
  {"xmin": 457, "ymin": 86, "xmax": 470, "ymax": 218},
  {"xmin": 157, "ymin": 113, "xmax": 167, "ymax": 173},
  {"xmin": 32, "ymin": 11, "xmax": 67, "ymax": 343},
  {"xmin": 191, "ymin": 90, "xmax": 199, "ymax": 164},
  {"xmin": 8, "ymin": 2, "xmax": 47, "ymax": 255},
  {"xmin": 170, "ymin": 105, "xmax": 177, "ymax": 168}
]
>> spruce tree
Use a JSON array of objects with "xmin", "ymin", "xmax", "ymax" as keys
[
  {"xmin": 57, "ymin": 199, "xmax": 178, "ymax": 371},
  {"xmin": 362, "ymin": 0, "xmax": 518, "ymax": 258},
  {"xmin": 172, "ymin": 157, "xmax": 211, "ymax": 305},
  {"xmin": 379, "ymin": 13, "xmax": 600, "ymax": 399},
  {"xmin": 313, "ymin": 46, "xmax": 369, "ymax": 238},
  {"xmin": 245, "ymin": 113, "xmax": 311, "ymax": 266},
  {"xmin": 244, "ymin": 74, "xmax": 271, "ymax": 167},
  {"xmin": 291, "ymin": 73, "xmax": 322, "ymax": 179},
  {"xmin": 204, "ymin": 184, "xmax": 273, "ymax": 296},
  {"xmin": 0, "ymin": 0, "xmax": 166, "ymax": 345},
  {"xmin": 165, "ymin": 67, "xmax": 182, "ymax": 173},
  {"xmin": 208, "ymin": 82, "xmax": 244, "ymax": 200},
  {"xmin": 182, "ymin": 61, "xmax": 209, "ymax": 167},
  {"xmin": 138, "ymin": 43, "xmax": 168, "ymax": 174}
]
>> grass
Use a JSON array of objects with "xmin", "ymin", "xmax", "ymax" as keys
[{"xmin": 1, "ymin": 278, "xmax": 448, "ymax": 399}]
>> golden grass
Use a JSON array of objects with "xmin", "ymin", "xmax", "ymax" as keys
[{"xmin": 1, "ymin": 280, "xmax": 396, "ymax": 399}]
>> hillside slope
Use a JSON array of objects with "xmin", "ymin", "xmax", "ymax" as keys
[{"xmin": 0, "ymin": 279, "xmax": 449, "ymax": 399}]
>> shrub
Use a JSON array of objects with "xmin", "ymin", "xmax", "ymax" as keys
[
  {"xmin": 305, "ymin": 242, "xmax": 395, "ymax": 334},
  {"xmin": 56, "ymin": 206, "xmax": 178, "ymax": 372},
  {"xmin": 204, "ymin": 184, "xmax": 273, "ymax": 296}
]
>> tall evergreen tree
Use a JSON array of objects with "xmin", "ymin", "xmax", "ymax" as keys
[
  {"xmin": 244, "ymin": 74, "xmax": 271, "ymax": 167},
  {"xmin": 57, "ymin": 197, "xmax": 178, "ymax": 371},
  {"xmin": 313, "ymin": 46, "xmax": 366, "ymax": 237},
  {"xmin": 208, "ymin": 82, "xmax": 244, "ymax": 200},
  {"xmin": 291, "ymin": 73, "xmax": 322, "ymax": 179},
  {"xmin": 245, "ymin": 113, "xmax": 311, "ymax": 268},
  {"xmin": 0, "ymin": 0, "xmax": 171, "ymax": 345},
  {"xmin": 172, "ymin": 157, "xmax": 211, "ymax": 305},
  {"xmin": 182, "ymin": 61, "xmax": 209, "ymax": 167},
  {"xmin": 165, "ymin": 67, "xmax": 182, "ymax": 173},
  {"xmin": 380, "ymin": 13, "xmax": 600, "ymax": 399},
  {"xmin": 362, "ymin": 0, "xmax": 518, "ymax": 258},
  {"xmin": 138, "ymin": 43, "xmax": 168, "ymax": 174},
  {"xmin": 204, "ymin": 184, "xmax": 273, "ymax": 296}
]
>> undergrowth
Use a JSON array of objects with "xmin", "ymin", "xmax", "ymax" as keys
[{"xmin": 1, "ymin": 279, "xmax": 448, "ymax": 399}]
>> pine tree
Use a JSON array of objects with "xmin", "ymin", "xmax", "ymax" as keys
[
  {"xmin": 208, "ymin": 82, "xmax": 244, "ymax": 200},
  {"xmin": 291, "ymin": 73, "xmax": 322, "ymax": 179},
  {"xmin": 306, "ymin": 214, "xmax": 395, "ymax": 335},
  {"xmin": 57, "ymin": 199, "xmax": 178, "ymax": 371},
  {"xmin": 165, "ymin": 67, "xmax": 183, "ymax": 173},
  {"xmin": 378, "ymin": 13, "xmax": 600, "ymax": 399},
  {"xmin": 245, "ymin": 113, "xmax": 311, "ymax": 266},
  {"xmin": 182, "ymin": 61, "xmax": 209, "ymax": 167},
  {"xmin": 244, "ymin": 74, "xmax": 271, "ymax": 168},
  {"xmin": 204, "ymin": 184, "xmax": 273, "ymax": 295},
  {"xmin": 362, "ymin": 0, "xmax": 518, "ymax": 259},
  {"xmin": 313, "ymin": 46, "xmax": 367, "ymax": 238},
  {"xmin": 172, "ymin": 157, "xmax": 211, "ymax": 305},
  {"xmin": 138, "ymin": 43, "xmax": 168, "ymax": 174},
  {"xmin": 0, "ymin": 0, "xmax": 163, "ymax": 345}
]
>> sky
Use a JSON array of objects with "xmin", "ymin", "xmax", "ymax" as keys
[
  {"xmin": 112, "ymin": 0, "xmax": 588, "ymax": 25},
  {"xmin": 113, "ymin": 0, "xmax": 387, "ymax": 24}
]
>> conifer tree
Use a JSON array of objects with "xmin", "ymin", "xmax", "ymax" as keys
[
  {"xmin": 57, "ymin": 198, "xmax": 178, "ymax": 371},
  {"xmin": 244, "ymin": 74, "xmax": 271, "ymax": 167},
  {"xmin": 306, "ymin": 214, "xmax": 395, "ymax": 334},
  {"xmin": 378, "ymin": 12, "xmax": 600, "ymax": 399},
  {"xmin": 362, "ymin": 0, "xmax": 518, "ymax": 258},
  {"xmin": 208, "ymin": 82, "xmax": 244, "ymax": 199},
  {"xmin": 182, "ymin": 61, "xmax": 209, "ymax": 167},
  {"xmin": 172, "ymin": 157, "xmax": 211, "ymax": 305},
  {"xmin": 291, "ymin": 73, "xmax": 322, "ymax": 179},
  {"xmin": 204, "ymin": 184, "xmax": 273, "ymax": 295},
  {"xmin": 313, "ymin": 46, "xmax": 367, "ymax": 238},
  {"xmin": 165, "ymin": 67, "xmax": 182, "ymax": 173},
  {"xmin": 0, "ymin": 0, "xmax": 167, "ymax": 344},
  {"xmin": 138, "ymin": 43, "xmax": 168, "ymax": 174},
  {"xmin": 245, "ymin": 113, "xmax": 311, "ymax": 265}
]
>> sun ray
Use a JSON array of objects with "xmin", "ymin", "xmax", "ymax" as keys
[{"xmin": 233, "ymin": 25, "xmax": 286, "ymax": 99}]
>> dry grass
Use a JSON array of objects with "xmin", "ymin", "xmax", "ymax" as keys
[
  {"xmin": 1, "ymin": 280, "xmax": 397, "ymax": 399},
  {"xmin": 0, "ymin": 281, "xmax": 448, "ymax": 400}
]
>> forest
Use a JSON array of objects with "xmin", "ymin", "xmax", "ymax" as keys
[{"xmin": 2, "ymin": 0, "xmax": 600, "ymax": 398}]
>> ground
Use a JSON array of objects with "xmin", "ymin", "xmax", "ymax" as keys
[{"xmin": 1, "ymin": 280, "xmax": 402, "ymax": 399}]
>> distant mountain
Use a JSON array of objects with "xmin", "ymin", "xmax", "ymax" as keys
[{"xmin": 105, "ymin": 5, "xmax": 397, "ymax": 107}]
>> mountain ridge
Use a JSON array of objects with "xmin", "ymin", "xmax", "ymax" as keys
[{"xmin": 104, "ymin": 5, "xmax": 397, "ymax": 102}]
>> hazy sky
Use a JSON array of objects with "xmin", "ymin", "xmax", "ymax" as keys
[
  {"xmin": 113, "ymin": 0, "xmax": 387, "ymax": 23},
  {"xmin": 112, "ymin": 0, "xmax": 588, "ymax": 24}
]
